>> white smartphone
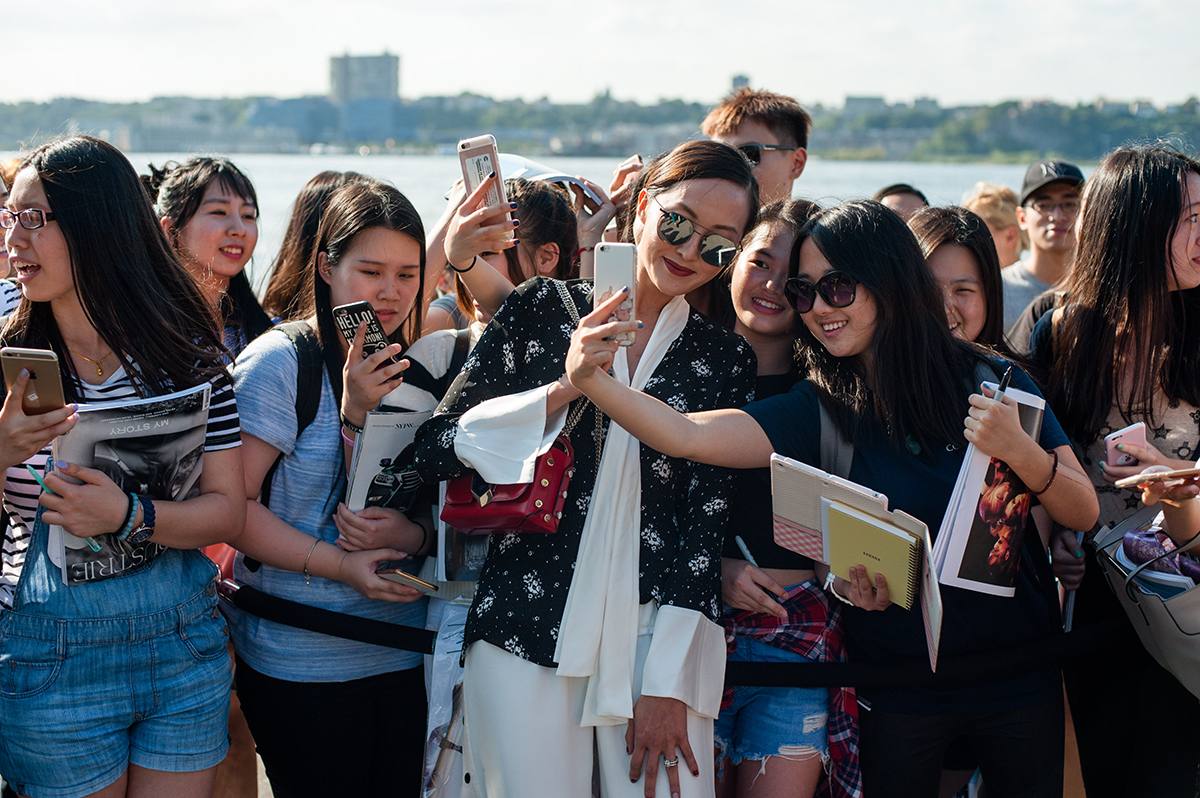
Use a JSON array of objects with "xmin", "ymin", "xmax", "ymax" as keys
[
  {"xmin": 458, "ymin": 134, "xmax": 513, "ymax": 233},
  {"xmin": 1104, "ymin": 422, "xmax": 1146, "ymax": 467},
  {"xmin": 592, "ymin": 243, "xmax": 637, "ymax": 347}
]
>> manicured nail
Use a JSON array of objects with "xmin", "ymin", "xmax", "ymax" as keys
[
  {"xmin": 512, "ymin": 219, "xmax": 520, "ymax": 227},
  {"xmin": 511, "ymin": 238, "xmax": 520, "ymax": 245},
  {"xmin": 621, "ymin": 285, "xmax": 629, "ymax": 293},
  {"xmin": 54, "ymin": 460, "xmax": 68, "ymax": 470},
  {"xmin": 19, "ymin": 368, "xmax": 28, "ymax": 378},
  {"xmin": 509, "ymin": 202, "xmax": 518, "ymax": 209},
  {"xmin": 1117, "ymin": 444, "xmax": 1124, "ymax": 450},
  {"xmin": 488, "ymin": 171, "xmax": 496, "ymax": 179},
  {"xmin": 637, "ymin": 321, "xmax": 644, "ymax": 328},
  {"xmin": 1075, "ymin": 549, "xmax": 1083, "ymax": 558}
]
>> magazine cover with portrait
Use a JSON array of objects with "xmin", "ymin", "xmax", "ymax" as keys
[{"xmin": 47, "ymin": 383, "xmax": 210, "ymax": 586}]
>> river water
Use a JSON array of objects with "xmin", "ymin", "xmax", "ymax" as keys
[{"xmin": 1, "ymin": 151, "xmax": 1073, "ymax": 289}]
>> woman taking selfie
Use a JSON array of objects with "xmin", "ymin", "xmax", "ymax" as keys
[
  {"xmin": 0, "ymin": 135, "xmax": 244, "ymax": 798},
  {"xmin": 568, "ymin": 200, "xmax": 1098, "ymax": 798},
  {"xmin": 413, "ymin": 140, "xmax": 758, "ymax": 798}
]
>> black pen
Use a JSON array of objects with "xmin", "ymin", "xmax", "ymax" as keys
[{"xmin": 993, "ymin": 365, "xmax": 1014, "ymax": 401}]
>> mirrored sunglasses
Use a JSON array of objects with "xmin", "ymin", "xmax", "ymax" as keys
[
  {"xmin": 654, "ymin": 203, "xmax": 739, "ymax": 269},
  {"xmin": 784, "ymin": 271, "xmax": 858, "ymax": 313}
]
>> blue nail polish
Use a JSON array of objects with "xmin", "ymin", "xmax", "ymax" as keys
[
  {"xmin": 509, "ymin": 202, "xmax": 518, "ymax": 209},
  {"xmin": 621, "ymin": 285, "xmax": 629, "ymax": 293},
  {"xmin": 1074, "ymin": 549, "xmax": 1083, "ymax": 558},
  {"xmin": 488, "ymin": 171, "xmax": 496, "ymax": 179},
  {"xmin": 637, "ymin": 321, "xmax": 644, "ymax": 328}
]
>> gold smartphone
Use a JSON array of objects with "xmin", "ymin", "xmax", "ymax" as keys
[
  {"xmin": 374, "ymin": 562, "xmax": 439, "ymax": 594},
  {"xmin": 1, "ymin": 347, "xmax": 66, "ymax": 415}
]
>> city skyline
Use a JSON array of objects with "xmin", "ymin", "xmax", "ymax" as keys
[{"xmin": 8, "ymin": 0, "xmax": 1195, "ymax": 109}]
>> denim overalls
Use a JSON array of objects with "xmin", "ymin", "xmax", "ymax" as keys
[{"xmin": 0, "ymin": 500, "xmax": 231, "ymax": 798}]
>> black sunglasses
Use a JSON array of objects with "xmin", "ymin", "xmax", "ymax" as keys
[
  {"xmin": 736, "ymin": 143, "xmax": 797, "ymax": 167},
  {"xmin": 784, "ymin": 271, "xmax": 858, "ymax": 313},
  {"xmin": 652, "ymin": 199, "xmax": 739, "ymax": 269}
]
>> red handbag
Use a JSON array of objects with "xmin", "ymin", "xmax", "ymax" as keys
[
  {"xmin": 441, "ymin": 434, "xmax": 577, "ymax": 535},
  {"xmin": 439, "ymin": 280, "xmax": 600, "ymax": 536}
]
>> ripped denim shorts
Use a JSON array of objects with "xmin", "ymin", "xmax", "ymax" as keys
[{"xmin": 714, "ymin": 635, "xmax": 830, "ymax": 766}]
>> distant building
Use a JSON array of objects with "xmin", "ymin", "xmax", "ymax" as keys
[
  {"xmin": 330, "ymin": 52, "xmax": 400, "ymax": 103},
  {"xmin": 731, "ymin": 75, "xmax": 750, "ymax": 91},
  {"xmin": 248, "ymin": 96, "xmax": 340, "ymax": 144},
  {"xmin": 843, "ymin": 96, "xmax": 889, "ymax": 117},
  {"xmin": 912, "ymin": 97, "xmax": 939, "ymax": 114}
]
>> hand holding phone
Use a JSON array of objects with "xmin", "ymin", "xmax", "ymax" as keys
[
  {"xmin": 2, "ymin": 347, "xmax": 66, "ymax": 415},
  {"xmin": 459, "ymin": 135, "xmax": 512, "ymax": 231},
  {"xmin": 374, "ymin": 562, "xmax": 438, "ymax": 594},
  {"xmin": 593, "ymin": 243, "xmax": 638, "ymax": 347},
  {"xmin": 333, "ymin": 302, "xmax": 403, "ymax": 366},
  {"xmin": 1105, "ymin": 422, "xmax": 1147, "ymax": 467}
]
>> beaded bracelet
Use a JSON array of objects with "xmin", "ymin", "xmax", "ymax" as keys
[{"xmin": 116, "ymin": 493, "xmax": 141, "ymax": 541}]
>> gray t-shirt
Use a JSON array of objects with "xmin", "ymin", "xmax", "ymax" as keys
[
  {"xmin": 1001, "ymin": 260, "xmax": 1053, "ymax": 333},
  {"xmin": 230, "ymin": 328, "xmax": 426, "ymax": 681}
]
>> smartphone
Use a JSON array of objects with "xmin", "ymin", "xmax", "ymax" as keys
[
  {"xmin": 332, "ymin": 302, "xmax": 401, "ymax": 367},
  {"xmin": 593, "ymin": 243, "xmax": 638, "ymax": 347},
  {"xmin": 374, "ymin": 562, "xmax": 438, "ymax": 594},
  {"xmin": 1, "ymin": 347, "xmax": 66, "ymax": 415},
  {"xmin": 458, "ymin": 134, "xmax": 513, "ymax": 232},
  {"xmin": 1114, "ymin": 467, "xmax": 1200, "ymax": 490},
  {"xmin": 1104, "ymin": 422, "xmax": 1146, "ymax": 467}
]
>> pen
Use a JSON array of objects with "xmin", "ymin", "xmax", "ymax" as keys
[
  {"xmin": 993, "ymin": 365, "xmax": 1014, "ymax": 401},
  {"xmin": 734, "ymin": 535, "xmax": 758, "ymax": 566},
  {"xmin": 28, "ymin": 463, "xmax": 102, "ymax": 552}
]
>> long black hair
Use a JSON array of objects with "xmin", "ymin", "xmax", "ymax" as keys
[
  {"xmin": 1, "ymin": 136, "xmax": 227, "ymax": 400},
  {"xmin": 1047, "ymin": 145, "xmax": 1200, "ymax": 444},
  {"xmin": 261, "ymin": 170, "xmax": 366, "ymax": 321},
  {"xmin": 908, "ymin": 205, "xmax": 1013, "ymax": 355},
  {"xmin": 302, "ymin": 178, "xmax": 426, "ymax": 401},
  {"xmin": 144, "ymin": 156, "xmax": 273, "ymax": 342},
  {"xmin": 795, "ymin": 200, "xmax": 987, "ymax": 452}
]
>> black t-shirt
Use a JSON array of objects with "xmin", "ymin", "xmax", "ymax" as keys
[
  {"xmin": 721, "ymin": 372, "xmax": 815, "ymax": 570},
  {"xmin": 744, "ymin": 364, "xmax": 1069, "ymax": 714}
]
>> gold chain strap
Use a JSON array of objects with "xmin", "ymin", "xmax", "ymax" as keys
[{"xmin": 552, "ymin": 280, "xmax": 603, "ymax": 463}]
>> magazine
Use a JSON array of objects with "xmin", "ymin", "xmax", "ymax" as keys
[
  {"xmin": 47, "ymin": 383, "xmax": 211, "ymax": 586},
  {"xmin": 931, "ymin": 382, "xmax": 1045, "ymax": 597},
  {"xmin": 435, "ymin": 481, "xmax": 490, "ymax": 583},
  {"xmin": 345, "ymin": 410, "xmax": 432, "ymax": 512}
]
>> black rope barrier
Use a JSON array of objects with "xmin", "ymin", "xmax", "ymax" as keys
[{"xmin": 220, "ymin": 580, "xmax": 1133, "ymax": 689}]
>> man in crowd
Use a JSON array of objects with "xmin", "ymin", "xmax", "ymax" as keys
[
  {"xmin": 1002, "ymin": 159, "xmax": 1085, "ymax": 332},
  {"xmin": 701, "ymin": 87, "xmax": 811, "ymax": 203}
]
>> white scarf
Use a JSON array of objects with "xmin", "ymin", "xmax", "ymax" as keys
[{"xmin": 553, "ymin": 294, "xmax": 691, "ymax": 726}]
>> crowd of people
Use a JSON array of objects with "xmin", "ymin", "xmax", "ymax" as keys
[{"xmin": 0, "ymin": 85, "xmax": 1198, "ymax": 798}]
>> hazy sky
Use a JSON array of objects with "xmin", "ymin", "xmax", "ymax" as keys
[{"xmin": 7, "ymin": 0, "xmax": 1194, "ymax": 108}]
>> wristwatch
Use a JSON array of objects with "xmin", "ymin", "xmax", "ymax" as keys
[{"xmin": 125, "ymin": 495, "xmax": 156, "ymax": 546}]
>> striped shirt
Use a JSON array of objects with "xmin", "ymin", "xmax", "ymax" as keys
[
  {"xmin": 1, "ymin": 363, "xmax": 240, "ymax": 608},
  {"xmin": 0, "ymin": 279, "xmax": 22, "ymax": 317}
]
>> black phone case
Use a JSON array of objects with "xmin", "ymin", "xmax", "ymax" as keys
[{"xmin": 332, "ymin": 302, "xmax": 398, "ymax": 363}]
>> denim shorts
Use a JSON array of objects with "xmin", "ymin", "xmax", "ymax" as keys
[
  {"xmin": 0, "ymin": 582, "xmax": 232, "ymax": 798},
  {"xmin": 714, "ymin": 635, "xmax": 830, "ymax": 765}
]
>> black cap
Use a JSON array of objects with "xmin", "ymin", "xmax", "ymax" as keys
[{"xmin": 1019, "ymin": 159, "xmax": 1085, "ymax": 206}]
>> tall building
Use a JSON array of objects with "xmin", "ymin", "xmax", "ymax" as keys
[
  {"xmin": 330, "ymin": 52, "xmax": 400, "ymax": 103},
  {"xmin": 731, "ymin": 75, "xmax": 750, "ymax": 91}
]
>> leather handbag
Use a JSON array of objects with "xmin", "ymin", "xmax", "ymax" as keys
[
  {"xmin": 439, "ymin": 280, "xmax": 600, "ymax": 536},
  {"xmin": 1095, "ymin": 505, "xmax": 1200, "ymax": 700}
]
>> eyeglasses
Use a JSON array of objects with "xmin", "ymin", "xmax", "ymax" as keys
[
  {"xmin": 784, "ymin": 271, "xmax": 858, "ymax": 313},
  {"xmin": 0, "ymin": 208, "xmax": 56, "ymax": 231},
  {"xmin": 1024, "ymin": 199, "xmax": 1080, "ymax": 216},
  {"xmin": 736, "ymin": 143, "xmax": 797, "ymax": 167},
  {"xmin": 652, "ymin": 199, "xmax": 740, "ymax": 269}
]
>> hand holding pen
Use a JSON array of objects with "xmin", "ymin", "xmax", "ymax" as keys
[{"xmin": 721, "ymin": 535, "xmax": 788, "ymax": 619}]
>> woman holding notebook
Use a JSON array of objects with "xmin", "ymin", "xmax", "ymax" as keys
[{"xmin": 567, "ymin": 200, "xmax": 1098, "ymax": 798}]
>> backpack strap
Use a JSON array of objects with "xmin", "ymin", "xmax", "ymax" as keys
[
  {"xmin": 818, "ymin": 399, "xmax": 854, "ymax": 479},
  {"xmin": 245, "ymin": 320, "xmax": 323, "ymax": 573}
]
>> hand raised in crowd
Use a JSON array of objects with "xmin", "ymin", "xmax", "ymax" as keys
[
  {"xmin": 1098, "ymin": 440, "xmax": 1193, "ymax": 484},
  {"xmin": 566, "ymin": 288, "xmax": 641, "ymax": 388},
  {"xmin": 722, "ymin": 558, "xmax": 788, "ymax": 619},
  {"xmin": 340, "ymin": 321, "xmax": 409, "ymax": 429},
  {"xmin": 608, "ymin": 153, "xmax": 643, "ymax": 217},
  {"xmin": 0, "ymin": 370, "xmax": 78, "ymax": 470},
  {"xmin": 444, "ymin": 172, "xmax": 519, "ymax": 271},
  {"xmin": 571, "ymin": 178, "xmax": 616, "ymax": 247},
  {"xmin": 40, "ymin": 461, "xmax": 129, "ymax": 539},
  {"xmin": 626, "ymin": 695, "xmax": 700, "ymax": 798},
  {"xmin": 334, "ymin": 501, "xmax": 427, "ymax": 554}
]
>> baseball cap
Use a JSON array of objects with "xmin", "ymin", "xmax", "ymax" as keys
[{"xmin": 1019, "ymin": 159, "xmax": 1085, "ymax": 206}]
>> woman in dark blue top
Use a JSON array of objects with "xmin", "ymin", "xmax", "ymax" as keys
[{"xmin": 567, "ymin": 200, "xmax": 1098, "ymax": 798}]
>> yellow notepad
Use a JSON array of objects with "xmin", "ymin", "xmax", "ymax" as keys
[{"xmin": 825, "ymin": 500, "xmax": 923, "ymax": 610}]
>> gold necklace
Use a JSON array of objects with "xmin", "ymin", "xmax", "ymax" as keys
[{"xmin": 66, "ymin": 345, "xmax": 113, "ymax": 377}]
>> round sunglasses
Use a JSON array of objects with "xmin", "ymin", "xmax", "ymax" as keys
[
  {"xmin": 784, "ymin": 271, "xmax": 858, "ymax": 313},
  {"xmin": 651, "ymin": 198, "xmax": 740, "ymax": 269}
]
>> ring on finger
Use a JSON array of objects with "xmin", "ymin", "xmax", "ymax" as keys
[{"xmin": 663, "ymin": 758, "xmax": 679, "ymax": 768}]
